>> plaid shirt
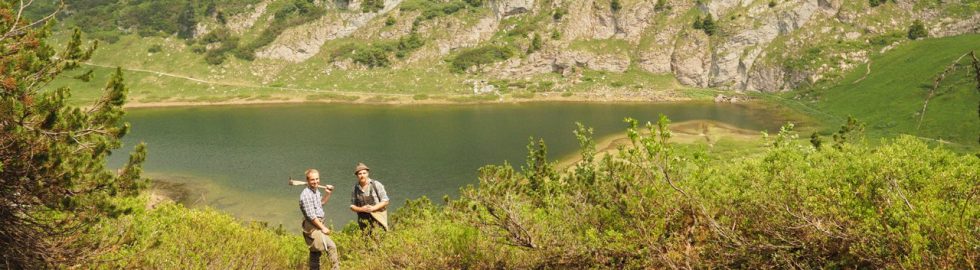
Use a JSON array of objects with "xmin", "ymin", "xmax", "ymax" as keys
[{"xmin": 299, "ymin": 187, "xmax": 324, "ymax": 221}]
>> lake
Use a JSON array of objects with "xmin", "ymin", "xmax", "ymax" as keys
[{"xmin": 110, "ymin": 102, "xmax": 789, "ymax": 229}]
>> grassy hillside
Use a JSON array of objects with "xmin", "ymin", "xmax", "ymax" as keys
[{"xmin": 777, "ymin": 34, "xmax": 980, "ymax": 151}]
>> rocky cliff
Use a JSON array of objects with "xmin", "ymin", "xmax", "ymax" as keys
[{"xmin": 189, "ymin": 0, "xmax": 979, "ymax": 92}]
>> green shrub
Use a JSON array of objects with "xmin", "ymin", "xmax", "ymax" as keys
[
  {"xmin": 527, "ymin": 33, "xmax": 542, "ymax": 53},
  {"xmin": 94, "ymin": 203, "xmax": 307, "ymax": 268},
  {"xmin": 869, "ymin": 32, "xmax": 903, "ymax": 46},
  {"xmin": 330, "ymin": 35, "xmax": 424, "ymax": 66},
  {"xmin": 450, "ymin": 45, "xmax": 516, "ymax": 73},
  {"xmin": 205, "ymin": 50, "xmax": 227, "ymax": 65},
  {"xmin": 352, "ymin": 45, "xmax": 391, "ymax": 68},
  {"xmin": 401, "ymin": 0, "xmax": 480, "ymax": 21},
  {"xmin": 693, "ymin": 14, "xmax": 717, "ymax": 36},
  {"xmin": 362, "ymin": 0, "xmax": 385, "ymax": 13},
  {"xmin": 204, "ymin": 36, "xmax": 240, "ymax": 65},
  {"xmin": 396, "ymin": 34, "xmax": 425, "ymax": 58},
  {"xmin": 385, "ymin": 16, "xmax": 397, "ymax": 26},
  {"xmin": 552, "ymin": 8, "xmax": 567, "ymax": 21},
  {"xmin": 190, "ymin": 44, "xmax": 207, "ymax": 54},
  {"xmin": 88, "ymin": 31, "xmax": 120, "ymax": 44},
  {"xmin": 535, "ymin": 81, "xmax": 554, "ymax": 92},
  {"xmin": 233, "ymin": 0, "xmax": 326, "ymax": 61},
  {"xmin": 335, "ymin": 118, "xmax": 979, "ymax": 268},
  {"xmin": 148, "ymin": 44, "xmax": 163, "ymax": 53},
  {"xmin": 907, "ymin": 20, "xmax": 928, "ymax": 40}
]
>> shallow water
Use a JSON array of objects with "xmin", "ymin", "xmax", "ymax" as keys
[{"xmin": 110, "ymin": 102, "xmax": 789, "ymax": 229}]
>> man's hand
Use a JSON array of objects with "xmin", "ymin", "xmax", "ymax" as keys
[{"xmin": 350, "ymin": 205, "xmax": 369, "ymax": 213}]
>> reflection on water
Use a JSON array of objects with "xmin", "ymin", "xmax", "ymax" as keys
[{"xmin": 112, "ymin": 102, "xmax": 794, "ymax": 229}]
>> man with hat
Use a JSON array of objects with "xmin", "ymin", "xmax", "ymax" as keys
[{"xmin": 349, "ymin": 162, "xmax": 390, "ymax": 231}]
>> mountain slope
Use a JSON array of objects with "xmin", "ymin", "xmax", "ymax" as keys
[
  {"xmin": 805, "ymin": 34, "xmax": 980, "ymax": 149},
  {"xmin": 41, "ymin": 0, "xmax": 980, "ymax": 96}
]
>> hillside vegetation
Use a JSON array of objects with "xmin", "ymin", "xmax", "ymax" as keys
[
  {"xmin": 6, "ymin": 2, "xmax": 979, "ymax": 268},
  {"xmin": 36, "ymin": 0, "xmax": 980, "ymax": 102},
  {"xmin": 779, "ymin": 34, "xmax": 980, "ymax": 150},
  {"xmin": 86, "ymin": 118, "xmax": 979, "ymax": 268}
]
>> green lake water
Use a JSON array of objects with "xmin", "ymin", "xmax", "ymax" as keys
[{"xmin": 110, "ymin": 102, "xmax": 789, "ymax": 229}]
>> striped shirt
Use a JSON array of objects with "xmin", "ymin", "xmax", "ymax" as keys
[{"xmin": 299, "ymin": 187, "xmax": 324, "ymax": 221}]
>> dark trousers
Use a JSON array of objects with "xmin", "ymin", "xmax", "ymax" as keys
[
  {"xmin": 309, "ymin": 251, "xmax": 321, "ymax": 270},
  {"xmin": 309, "ymin": 248, "xmax": 339, "ymax": 270}
]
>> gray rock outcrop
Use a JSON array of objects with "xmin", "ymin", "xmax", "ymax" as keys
[
  {"xmin": 256, "ymin": 0, "xmax": 403, "ymax": 62},
  {"xmin": 491, "ymin": 0, "xmax": 535, "ymax": 18},
  {"xmin": 672, "ymin": 31, "xmax": 711, "ymax": 87},
  {"xmin": 227, "ymin": 1, "xmax": 269, "ymax": 34},
  {"xmin": 239, "ymin": 0, "xmax": 978, "ymax": 92}
]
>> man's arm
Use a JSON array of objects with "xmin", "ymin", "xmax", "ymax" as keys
[
  {"xmin": 353, "ymin": 182, "xmax": 390, "ymax": 212},
  {"xmin": 301, "ymin": 191, "xmax": 329, "ymax": 233},
  {"xmin": 320, "ymin": 185, "xmax": 333, "ymax": 204},
  {"xmin": 367, "ymin": 200, "xmax": 389, "ymax": 212},
  {"xmin": 311, "ymin": 217, "xmax": 330, "ymax": 233},
  {"xmin": 372, "ymin": 181, "xmax": 390, "ymax": 211}
]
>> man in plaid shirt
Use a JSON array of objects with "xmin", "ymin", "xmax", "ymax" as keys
[{"xmin": 300, "ymin": 169, "xmax": 339, "ymax": 270}]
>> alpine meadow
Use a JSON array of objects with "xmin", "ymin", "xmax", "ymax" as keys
[{"xmin": 2, "ymin": 0, "xmax": 978, "ymax": 269}]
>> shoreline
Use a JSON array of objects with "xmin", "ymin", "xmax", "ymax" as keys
[
  {"xmin": 122, "ymin": 89, "xmax": 726, "ymax": 109},
  {"xmin": 556, "ymin": 119, "xmax": 772, "ymax": 168}
]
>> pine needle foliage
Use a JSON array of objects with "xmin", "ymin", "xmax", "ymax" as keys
[{"xmin": 0, "ymin": 2, "xmax": 147, "ymax": 268}]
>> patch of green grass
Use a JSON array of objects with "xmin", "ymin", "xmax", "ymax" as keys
[
  {"xmin": 800, "ymin": 34, "xmax": 980, "ymax": 149},
  {"xmin": 568, "ymin": 68, "xmax": 681, "ymax": 93},
  {"xmin": 138, "ymin": 95, "xmax": 171, "ymax": 103},
  {"xmin": 512, "ymin": 91, "xmax": 535, "ymax": 99},
  {"xmin": 400, "ymin": 0, "xmax": 482, "ymax": 20},
  {"xmin": 186, "ymin": 95, "xmax": 237, "ymax": 103},
  {"xmin": 568, "ymin": 39, "xmax": 632, "ymax": 56},
  {"xmin": 48, "ymin": 63, "xmax": 293, "ymax": 106},
  {"xmin": 681, "ymin": 88, "xmax": 727, "ymax": 100}
]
